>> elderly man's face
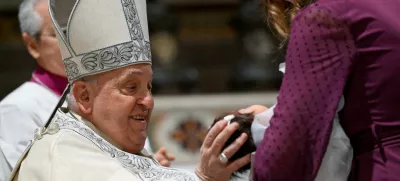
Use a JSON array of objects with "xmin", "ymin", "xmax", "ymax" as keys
[
  {"xmin": 23, "ymin": 0, "xmax": 65, "ymax": 77},
  {"xmin": 83, "ymin": 64, "xmax": 154, "ymax": 153}
]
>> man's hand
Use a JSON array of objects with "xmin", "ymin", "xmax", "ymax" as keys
[
  {"xmin": 153, "ymin": 147, "xmax": 175, "ymax": 167},
  {"xmin": 238, "ymin": 105, "xmax": 268, "ymax": 115},
  {"xmin": 196, "ymin": 120, "xmax": 251, "ymax": 181}
]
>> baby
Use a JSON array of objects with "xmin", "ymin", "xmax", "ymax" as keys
[{"xmin": 210, "ymin": 111, "xmax": 266, "ymax": 178}]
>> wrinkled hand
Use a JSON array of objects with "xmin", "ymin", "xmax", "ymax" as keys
[
  {"xmin": 153, "ymin": 147, "xmax": 176, "ymax": 167},
  {"xmin": 239, "ymin": 105, "xmax": 268, "ymax": 115},
  {"xmin": 195, "ymin": 120, "xmax": 251, "ymax": 181}
]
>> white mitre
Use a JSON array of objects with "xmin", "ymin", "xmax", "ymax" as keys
[{"xmin": 49, "ymin": 0, "xmax": 152, "ymax": 83}]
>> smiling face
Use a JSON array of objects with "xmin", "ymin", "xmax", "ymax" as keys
[{"xmin": 73, "ymin": 64, "xmax": 154, "ymax": 154}]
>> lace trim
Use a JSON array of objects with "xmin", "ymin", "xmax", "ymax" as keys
[{"xmin": 51, "ymin": 110, "xmax": 197, "ymax": 181}]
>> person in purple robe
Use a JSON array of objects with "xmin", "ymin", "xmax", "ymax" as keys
[{"xmin": 239, "ymin": 0, "xmax": 400, "ymax": 180}]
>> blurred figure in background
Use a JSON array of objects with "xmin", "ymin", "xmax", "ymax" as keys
[
  {"xmin": 0, "ymin": 1, "xmax": 173, "ymax": 180},
  {"xmin": 0, "ymin": 0, "xmax": 68, "ymax": 180}
]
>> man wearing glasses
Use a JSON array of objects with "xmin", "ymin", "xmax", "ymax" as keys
[{"xmin": 0, "ymin": 1, "xmax": 68, "ymax": 180}]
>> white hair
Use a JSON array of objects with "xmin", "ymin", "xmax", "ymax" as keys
[
  {"xmin": 66, "ymin": 91, "xmax": 78, "ymax": 111},
  {"xmin": 66, "ymin": 77, "xmax": 98, "ymax": 111},
  {"xmin": 18, "ymin": 0, "xmax": 44, "ymax": 39}
]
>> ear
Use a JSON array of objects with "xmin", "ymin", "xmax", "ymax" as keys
[
  {"xmin": 22, "ymin": 32, "xmax": 40, "ymax": 60},
  {"xmin": 72, "ymin": 81, "xmax": 96, "ymax": 115}
]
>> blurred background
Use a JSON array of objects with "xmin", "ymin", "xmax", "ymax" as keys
[{"xmin": 0, "ymin": 0, "xmax": 284, "ymax": 177}]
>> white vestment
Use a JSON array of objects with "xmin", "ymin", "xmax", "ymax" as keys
[
  {"xmin": 0, "ymin": 82, "xmax": 59, "ymax": 181},
  {"xmin": 9, "ymin": 108, "xmax": 199, "ymax": 181},
  {"xmin": 253, "ymin": 63, "xmax": 353, "ymax": 181}
]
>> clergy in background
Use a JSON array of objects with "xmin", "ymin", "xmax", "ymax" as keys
[{"xmin": 0, "ymin": 1, "xmax": 68, "ymax": 180}]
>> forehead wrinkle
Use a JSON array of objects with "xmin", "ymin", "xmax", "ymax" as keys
[
  {"xmin": 127, "ymin": 67, "xmax": 153, "ymax": 78},
  {"xmin": 119, "ymin": 69, "xmax": 142, "ymax": 81},
  {"xmin": 127, "ymin": 69, "xmax": 143, "ymax": 76},
  {"xmin": 118, "ymin": 68, "xmax": 153, "ymax": 83},
  {"xmin": 109, "ymin": 65, "xmax": 153, "ymax": 84}
]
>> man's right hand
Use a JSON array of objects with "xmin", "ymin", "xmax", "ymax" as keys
[{"xmin": 195, "ymin": 119, "xmax": 251, "ymax": 181}]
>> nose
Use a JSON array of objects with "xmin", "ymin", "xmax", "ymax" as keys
[{"xmin": 137, "ymin": 91, "xmax": 154, "ymax": 111}]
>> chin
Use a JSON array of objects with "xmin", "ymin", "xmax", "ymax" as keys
[
  {"xmin": 125, "ymin": 142, "xmax": 146, "ymax": 154},
  {"xmin": 125, "ymin": 146, "xmax": 142, "ymax": 154}
]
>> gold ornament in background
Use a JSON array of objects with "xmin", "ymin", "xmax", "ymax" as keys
[
  {"xmin": 150, "ymin": 31, "xmax": 179, "ymax": 66},
  {"xmin": 170, "ymin": 118, "xmax": 208, "ymax": 153}
]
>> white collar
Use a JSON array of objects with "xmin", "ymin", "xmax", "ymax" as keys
[{"xmin": 51, "ymin": 109, "xmax": 199, "ymax": 180}]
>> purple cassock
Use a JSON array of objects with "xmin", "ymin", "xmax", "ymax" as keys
[{"xmin": 253, "ymin": 0, "xmax": 400, "ymax": 180}]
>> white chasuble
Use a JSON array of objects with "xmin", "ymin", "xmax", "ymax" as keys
[{"xmin": 9, "ymin": 108, "xmax": 199, "ymax": 181}]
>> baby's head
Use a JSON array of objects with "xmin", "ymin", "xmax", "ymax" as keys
[{"xmin": 210, "ymin": 111, "xmax": 257, "ymax": 177}]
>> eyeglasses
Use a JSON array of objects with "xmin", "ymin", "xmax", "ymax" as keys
[
  {"xmin": 40, "ymin": 33, "xmax": 57, "ymax": 38},
  {"xmin": 35, "ymin": 29, "xmax": 67, "ymax": 40}
]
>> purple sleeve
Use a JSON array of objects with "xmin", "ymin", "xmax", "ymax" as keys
[{"xmin": 253, "ymin": 4, "xmax": 355, "ymax": 181}]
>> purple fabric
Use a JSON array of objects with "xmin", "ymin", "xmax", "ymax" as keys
[
  {"xmin": 30, "ymin": 66, "xmax": 68, "ymax": 96},
  {"xmin": 253, "ymin": 0, "xmax": 400, "ymax": 180}
]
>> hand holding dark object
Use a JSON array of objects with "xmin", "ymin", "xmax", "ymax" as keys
[
  {"xmin": 195, "ymin": 119, "xmax": 251, "ymax": 181},
  {"xmin": 208, "ymin": 111, "xmax": 258, "ymax": 179}
]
